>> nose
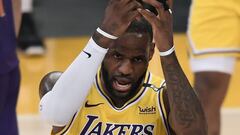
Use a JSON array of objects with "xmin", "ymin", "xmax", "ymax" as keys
[{"xmin": 118, "ymin": 59, "xmax": 133, "ymax": 76}]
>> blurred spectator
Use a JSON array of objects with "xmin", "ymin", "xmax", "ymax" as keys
[
  {"xmin": 0, "ymin": 0, "xmax": 21, "ymax": 134},
  {"xmin": 187, "ymin": 0, "xmax": 240, "ymax": 135},
  {"xmin": 18, "ymin": 0, "xmax": 45, "ymax": 56}
]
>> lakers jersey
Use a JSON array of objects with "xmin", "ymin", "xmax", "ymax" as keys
[
  {"xmin": 53, "ymin": 71, "xmax": 170, "ymax": 135},
  {"xmin": 188, "ymin": 0, "xmax": 240, "ymax": 58}
]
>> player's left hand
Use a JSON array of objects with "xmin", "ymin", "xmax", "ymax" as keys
[{"xmin": 138, "ymin": 0, "xmax": 173, "ymax": 52}]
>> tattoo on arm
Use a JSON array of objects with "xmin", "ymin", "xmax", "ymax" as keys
[{"xmin": 161, "ymin": 52, "xmax": 207, "ymax": 135}]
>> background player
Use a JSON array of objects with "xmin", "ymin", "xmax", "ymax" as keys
[
  {"xmin": 39, "ymin": 0, "xmax": 207, "ymax": 134},
  {"xmin": 0, "ymin": 0, "xmax": 21, "ymax": 134},
  {"xmin": 187, "ymin": 0, "xmax": 240, "ymax": 135},
  {"xmin": 18, "ymin": 0, "xmax": 45, "ymax": 56}
]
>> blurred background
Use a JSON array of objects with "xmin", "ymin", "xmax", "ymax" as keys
[{"xmin": 17, "ymin": 0, "xmax": 240, "ymax": 134}]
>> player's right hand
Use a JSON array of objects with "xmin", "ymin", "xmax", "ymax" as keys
[{"xmin": 100, "ymin": 0, "xmax": 143, "ymax": 37}]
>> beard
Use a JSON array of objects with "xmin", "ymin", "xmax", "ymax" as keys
[{"xmin": 101, "ymin": 63, "xmax": 146, "ymax": 100}]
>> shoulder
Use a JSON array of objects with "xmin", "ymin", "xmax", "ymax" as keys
[{"xmin": 148, "ymin": 72, "xmax": 166, "ymax": 90}]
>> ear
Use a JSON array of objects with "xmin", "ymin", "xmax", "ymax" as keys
[{"xmin": 148, "ymin": 42, "xmax": 155, "ymax": 61}]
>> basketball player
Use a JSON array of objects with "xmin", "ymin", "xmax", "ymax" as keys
[
  {"xmin": 0, "ymin": 0, "xmax": 21, "ymax": 134},
  {"xmin": 187, "ymin": 0, "xmax": 240, "ymax": 135},
  {"xmin": 39, "ymin": 0, "xmax": 207, "ymax": 134}
]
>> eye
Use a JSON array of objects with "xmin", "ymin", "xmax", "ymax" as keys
[
  {"xmin": 113, "ymin": 53, "xmax": 122, "ymax": 59},
  {"xmin": 133, "ymin": 57, "xmax": 143, "ymax": 63}
]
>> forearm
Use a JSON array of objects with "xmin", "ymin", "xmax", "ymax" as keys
[
  {"xmin": 160, "ymin": 52, "xmax": 207, "ymax": 135},
  {"xmin": 12, "ymin": 0, "xmax": 21, "ymax": 36},
  {"xmin": 40, "ymin": 38, "xmax": 108, "ymax": 126}
]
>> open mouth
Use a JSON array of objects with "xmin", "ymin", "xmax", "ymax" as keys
[{"xmin": 112, "ymin": 80, "xmax": 132, "ymax": 93}]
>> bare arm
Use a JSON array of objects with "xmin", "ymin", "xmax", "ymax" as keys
[
  {"xmin": 139, "ymin": 0, "xmax": 207, "ymax": 134},
  {"xmin": 161, "ymin": 53, "xmax": 207, "ymax": 134},
  {"xmin": 12, "ymin": 0, "xmax": 21, "ymax": 36}
]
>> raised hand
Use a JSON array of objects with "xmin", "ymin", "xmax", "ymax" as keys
[
  {"xmin": 100, "ymin": 0, "xmax": 142, "ymax": 37},
  {"xmin": 138, "ymin": 0, "xmax": 173, "ymax": 52}
]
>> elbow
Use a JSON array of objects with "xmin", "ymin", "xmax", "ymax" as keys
[{"xmin": 39, "ymin": 92, "xmax": 71, "ymax": 127}]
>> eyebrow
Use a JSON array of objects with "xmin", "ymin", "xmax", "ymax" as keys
[{"xmin": 111, "ymin": 49, "xmax": 147, "ymax": 59}]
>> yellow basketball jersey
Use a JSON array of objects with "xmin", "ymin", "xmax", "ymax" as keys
[
  {"xmin": 53, "ymin": 71, "xmax": 170, "ymax": 135},
  {"xmin": 188, "ymin": 0, "xmax": 240, "ymax": 58}
]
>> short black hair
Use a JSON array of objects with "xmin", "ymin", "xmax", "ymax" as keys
[{"xmin": 126, "ymin": 18, "xmax": 153, "ymax": 42}]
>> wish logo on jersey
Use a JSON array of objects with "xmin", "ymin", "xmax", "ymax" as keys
[
  {"xmin": 138, "ymin": 106, "xmax": 156, "ymax": 114},
  {"xmin": 80, "ymin": 115, "xmax": 155, "ymax": 135}
]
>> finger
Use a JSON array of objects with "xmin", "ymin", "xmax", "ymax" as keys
[
  {"xmin": 165, "ymin": 0, "xmax": 173, "ymax": 15},
  {"xmin": 126, "ymin": 0, "xmax": 143, "ymax": 12},
  {"xmin": 127, "ymin": 10, "xmax": 142, "ymax": 22},
  {"xmin": 136, "ymin": 0, "xmax": 144, "ymax": 5},
  {"xmin": 137, "ymin": 8, "xmax": 157, "ymax": 26},
  {"xmin": 143, "ymin": 0, "xmax": 165, "ymax": 15},
  {"xmin": 154, "ymin": 0, "xmax": 170, "ymax": 11},
  {"xmin": 143, "ymin": 0, "xmax": 162, "ymax": 9},
  {"xmin": 121, "ymin": 0, "xmax": 133, "ymax": 5},
  {"xmin": 166, "ymin": 0, "xmax": 173, "ymax": 9}
]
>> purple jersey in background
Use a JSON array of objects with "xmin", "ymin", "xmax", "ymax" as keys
[
  {"xmin": 0, "ymin": 0, "xmax": 18, "ymax": 74},
  {"xmin": 0, "ymin": 0, "xmax": 20, "ymax": 134}
]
